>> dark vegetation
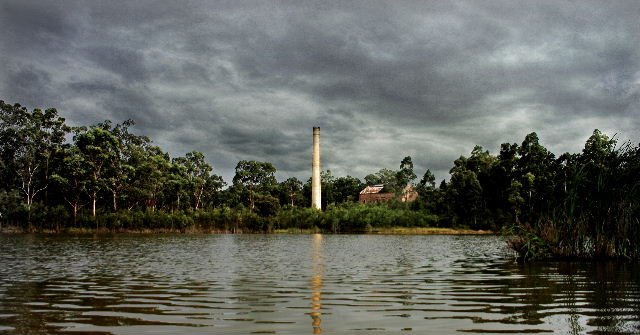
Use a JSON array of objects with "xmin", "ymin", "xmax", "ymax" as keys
[{"xmin": 1, "ymin": 100, "xmax": 638, "ymax": 260}]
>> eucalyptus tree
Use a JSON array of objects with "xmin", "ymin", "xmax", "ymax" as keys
[
  {"xmin": 173, "ymin": 151, "xmax": 214, "ymax": 211},
  {"xmin": 396, "ymin": 156, "xmax": 417, "ymax": 189},
  {"xmin": 331, "ymin": 175, "xmax": 363, "ymax": 204},
  {"xmin": 279, "ymin": 177, "xmax": 303, "ymax": 207},
  {"xmin": 107, "ymin": 119, "xmax": 149, "ymax": 211},
  {"xmin": 29, "ymin": 108, "xmax": 70, "ymax": 205},
  {"xmin": 73, "ymin": 122, "xmax": 120, "ymax": 218},
  {"xmin": 165, "ymin": 160, "xmax": 190, "ymax": 211},
  {"xmin": 54, "ymin": 146, "xmax": 89, "ymax": 225},
  {"xmin": 321, "ymin": 169, "xmax": 335, "ymax": 207},
  {"xmin": 0, "ymin": 101, "xmax": 26, "ymax": 191},
  {"xmin": 0, "ymin": 102, "xmax": 70, "ymax": 228},
  {"xmin": 490, "ymin": 143, "xmax": 520, "ymax": 222},
  {"xmin": 130, "ymin": 145, "xmax": 171, "ymax": 211},
  {"xmin": 516, "ymin": 132, "xmax": 556, "ymax": 222},
  {"xmin": 202, "ymin": 174, "xmax": 226, "ymax": 209},
  {"xmin": 447, "ymin": 156, "xmax": 484, "ymax": 228},
  {"xmin": 416, "ymin": 169, "xmax": 436, "ymax": 196},
  {"xmin": 232, "ymin": 160, "xmax": 277, "ymax": 210},
  {"xmin": 416, "ymin": 169, "xmax": 438, "ymax": 210}
]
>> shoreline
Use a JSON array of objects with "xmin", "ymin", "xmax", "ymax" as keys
[
  {"xmin": 0, "ymin": 226, "xmax": 494, "ymax": 235},
  {"xmin": 366, "ymin": 227, "xmax": 494, "ymax": 235}
]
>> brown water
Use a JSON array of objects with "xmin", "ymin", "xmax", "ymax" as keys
[{"xmin": 0, "ymin": 234, "xmax": 638, "ymax": 334}]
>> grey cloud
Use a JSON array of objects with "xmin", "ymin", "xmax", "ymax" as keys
[
  {"xmin": 4, "ymin": 66, "xmax": 53, "ymax": 107},
  {"xmin": 65, "ymin": 78, "xmax": 164, "ymax": 134},
  {"xmin": 0, "ymin": 1, "xmax": 77, "ymax": 48},
  {"xmin": 84, "ymin": 46, "xmax": 148, "ymax": 82},
  {"xmin": 219, "ymin": 126, "xmax": 309, "ymax": 162},
  {"xmin": 0, "ymin": 0, "xmax": 638, "ymax": 184}
]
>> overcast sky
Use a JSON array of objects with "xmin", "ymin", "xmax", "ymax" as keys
[{"xmin": 1, "ymin": 1, "xmax": 638, "ymax": 184}]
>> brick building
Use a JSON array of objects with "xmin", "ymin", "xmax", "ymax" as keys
[{"xmin": 359, "ymin": 184, "xmax": 418, "ymax": 204}]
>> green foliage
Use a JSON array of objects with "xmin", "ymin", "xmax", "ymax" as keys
[
  {"xmin": 1, "ymin": 99, "xmax": 638, "ymax": 261},
  {"xmin": 278, "ymin": 177, "xmax": 304, "ymax": 207},
  {"xmin": 396, "ymin": 156, "xmax": 417, "ymax": 190},
  {"xmin": 445, "ymin": 149, "xmax": 493, "ymax": 230},
  {"xmin": 272, "ymin": 202, "xmax": 438, "ymax": 233},
  {"xmin": 505, "ymin": 130, "xmax": 640, "ymax": 260},
  {"xmin": 364, "ymin": 168, "xmax": 399, "ymax": 192},
  {"xmin": 173, "ymin": 151, "xmax": 215, "ymax": 210},
  {"xmin": 232, "ymin": 160, "xmax": 277, "ymax": 210},
  {"xmin": 331, "ymin": 176, "xmax": 364, "ymax": 204},
  {"xmin": 0, "ymin": 102, "xmax": 70, "ymax": 228}
]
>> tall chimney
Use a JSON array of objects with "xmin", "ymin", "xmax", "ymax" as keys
[{"xmin": 312, "ymin": 127, "xmax": 321, "ymax": 209}]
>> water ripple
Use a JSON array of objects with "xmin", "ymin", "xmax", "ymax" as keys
[{"xmin": 0, "ymin": 234, "xmax": 639, "ymax": 334}]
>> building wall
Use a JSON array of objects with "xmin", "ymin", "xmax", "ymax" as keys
[
  {"xmin": 359, "ymin": 187, "xmax": 419, "ymax": 204},
  {"xmin": 359, "ymin": 192, "xmax": 396, "ymax": 204}
]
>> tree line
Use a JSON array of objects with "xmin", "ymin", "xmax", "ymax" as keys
[
  {"xmin": 1, "ymin": 100, "xmax": 638, "ymax": 259},
  {"xmin": 416, "ymin": 130, "xmax": 639, "ymax": 259}
]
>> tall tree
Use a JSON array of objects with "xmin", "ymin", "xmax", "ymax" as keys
[
  {"xmin": 173, "ymin": 151, "xmax": 214, "ymax": 211},
  {"xmin": 130, "ymin": 145, "xmax": 171, "ymax": 211},
  {"xmin": 332, "ymin": 176, "xmax": 363, "ymax": 204},
  {"xmin": 321, "ymin": 169, "xmax": 335, "ymax": 208},
  {"xmin": 0, "ymin": 103, "xmax": 70, "ymax": 228},
  {"xmin": 232, "ymin": 160, "xmax": 277, "ymax": 210},
  {"xmin": 165, "ymin": 160, "xmax": 190, "ymax": 211},
  {"xmin": 74, "ymin": 122, "xmax": 119, "ymax": 218},
  {"xmin": 448, "ymin": 167, "xmax": 484, "ymax": 228},
  {"xmin": 416, "ymin": 169, "xmax": 436, "ymax": 202},
  {"xmin": 54, "ymin": 146, "xmax": 89, "ymax": 226},
  {"xmin": 517, "ymin": 132, "xmax": 555, "ymax": 222},
  {"xmin": 396, "ymin": 156, "xmax": 417, "ymax": 189},
  {"xmin": 491, "ymin": 142, "xmax": 520, "ymax": 222},
  {"xmin": 0, "ymin": 101, "xmax": 27, "ymax": 191},
  {"xmin": 279, "ymin": 177, "xmax": 303, "ymax": 207},
  {"xmin": 107, "ymin": 119, "xmax": 148, "ymax": 211},
  {"xmin": 202, "ymin": 173, "xmax": 226, "ymax": 209}
]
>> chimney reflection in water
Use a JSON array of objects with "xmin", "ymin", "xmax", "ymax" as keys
[{"xmin": 311, "ymin": 233, "xmax": 324, "ymax": 334}]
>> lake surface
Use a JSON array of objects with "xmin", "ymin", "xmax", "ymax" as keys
[{"xmin": 0, "ymin": 234, "xmax": 638, "ymax": 334}]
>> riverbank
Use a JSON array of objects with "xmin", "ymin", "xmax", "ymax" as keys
[
  {"xmin": 1, "ymin": 226, "xmax": 493, "ymax": 235},
  {"xmin": 368, "ymin": 227, "xmax": 493, "ymax": 235},
  {"xmin": 271, "ymin": 227, "xmax": 493, "ymax": 235}
]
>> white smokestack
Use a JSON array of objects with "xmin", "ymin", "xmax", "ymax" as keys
[{"xmin": 312, "ymin": 127, "xmax": 321, "ymax": 209}]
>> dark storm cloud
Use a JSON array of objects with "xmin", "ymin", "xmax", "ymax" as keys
[
  {"xmin": 84, "ymin": 46, "xmax": 148, "ymax": 82},
  {"xmin": 1, "ymin": 0, "xmax": 638, "ymax": 183},
  {"xmin": 5, "ymin": 66, "xmax": 53, "ymax": 107},
  {"xmin": 0, "ymin": 1, "xmax": 76, "ymax": 47}
]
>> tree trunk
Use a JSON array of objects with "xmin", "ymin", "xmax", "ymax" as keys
[
  {"xmin": 27, "ymin": 203, "xmax": 32, "ymax": 232},
  {"xmin": 44, "ymin": 155, "xmax": 50, "ymax": 206},
  {"xmin": 92, "ymin": 192, "xmax": 97, "ymax": 217},
  {"xmin": 249, "ymin": 191, "xmax": 255, "ymax": 210},
  {"xmin": 72, "ymin": 203, "xmax": 78, "ymax": 227}
]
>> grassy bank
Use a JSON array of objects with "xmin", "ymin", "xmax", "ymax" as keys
[
  {"xmin": 1, "ymin": 202, "xmax": 494, "ymax": 235},
  {"xmin": 0, "ymin": 203, "xmax": 444, "ymax": 234}
]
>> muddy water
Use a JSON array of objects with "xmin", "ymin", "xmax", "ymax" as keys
[{"xmin": 0, "ymin": 234, "xmax": 638, "ymax": 334}]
